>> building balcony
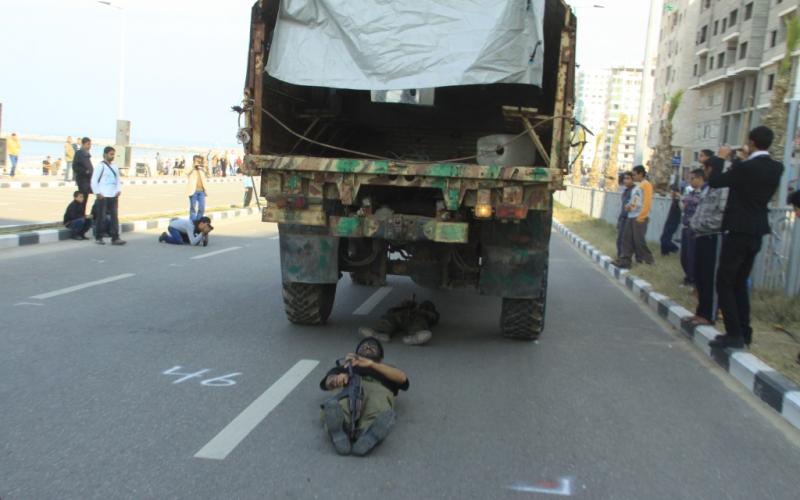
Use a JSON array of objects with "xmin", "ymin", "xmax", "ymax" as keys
[
  {"xmin": 689, "ymin": 65, "xmax": 759, "ymax": 90},
  {"xmin": 722, "ymin": 32, "xmax": 740, "ymax": 44}
]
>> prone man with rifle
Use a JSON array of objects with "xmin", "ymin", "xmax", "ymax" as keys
[{"xmin": 320, "ymin": 337, "xmax": 409, "ymax": 456}]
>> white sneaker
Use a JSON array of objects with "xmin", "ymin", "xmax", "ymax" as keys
[
  {"xmin": 402, "ymin": 330, "xmax": 432, "ymax": 346},
  {"xmin": 358, "ymin": 327, "xmax": 391, "ymax": 343}
]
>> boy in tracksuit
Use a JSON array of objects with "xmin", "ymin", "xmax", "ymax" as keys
[{"xmin": 63, "ymin": 191, "xmax": 93, "ymax": 240}]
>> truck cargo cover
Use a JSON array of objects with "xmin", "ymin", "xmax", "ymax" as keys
[{"xmin": 265, "ymin": 0, "xmax": 545, "ymax": 90}]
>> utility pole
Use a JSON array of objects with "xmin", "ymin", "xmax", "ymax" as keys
[{"xmin": 97, "ymin": 0, "xmax": 131, "ymax": 172}]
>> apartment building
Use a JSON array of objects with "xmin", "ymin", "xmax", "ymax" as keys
[
  {"xmin": 648, "ymin": 0, "xmax": 701, "ymax": 177},
  {"xmin": 649, "ymin": 0, "xmax": 798, "ymax": 175},
  {"xmin": 604, "ymin": 67, "xmax": 643, "ymax": 171},
  {"xmin": 574, "ymin": 69, "xmax": 611, "ymax": 167}
]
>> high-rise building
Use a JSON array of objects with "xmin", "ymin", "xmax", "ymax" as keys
[
  {"xmin": 649, "ymin": 0, "xmax": 797, "ymax": 179},
  {"xmin": 574, "ymin": 69, "xmax": 611, "ymax": 168},
  {"xmin": 604, "ymin": 67, "xmax": 643, "ymax": 172}
]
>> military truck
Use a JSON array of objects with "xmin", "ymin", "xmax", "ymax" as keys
[{"xmin": 239, "ymin": 0, "xmax": 576, "ymax": 340}]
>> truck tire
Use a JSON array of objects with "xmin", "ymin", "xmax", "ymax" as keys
[
  {"xmin": 500, "ymin": 270, "xmax": 548, "ymax": 340},
  {"xmin": 282, "ymin": 282, "xmax": 337, "ymax": 325},
  {"xmin": 349, "ymin": 271, "xmax": 384, "ymax": 287}
]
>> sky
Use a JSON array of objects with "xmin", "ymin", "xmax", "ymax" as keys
[{"xmin": 0, "ymin": 0, "xmax": 651, "ymax": 147}]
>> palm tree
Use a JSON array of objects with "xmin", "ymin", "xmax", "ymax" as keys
[
  {"xmin": 605, "ymin": 114, "xmax": 628, "ymax": 190},
  {"xmin": 651, "ymin": 90, "xmax": 684, "ymax": 193},
  {"xmin": 761, "ymin": 15, "xmax": 800, "ymax": 160},
  {"xmin": 588, "ymin": 131, "xmax": 605, "ymax": 188}
]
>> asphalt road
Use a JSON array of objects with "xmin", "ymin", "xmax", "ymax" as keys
[
  {"xmin": 1, "ymin": 218, "xmax": 799, "ymax": 499},
  {"xmin": 0, "ymin": 179, "xmax": 252, "ymax": 227}
]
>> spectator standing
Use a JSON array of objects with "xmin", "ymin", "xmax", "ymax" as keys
[
  {"xmin": 679, "ymin": 169, "xmax": 705, "ymax": 286},
  {"xmin": 64, "ymin": 136, "xmax": 76, "ymax": 181},
  {"xmin": 690, "ymin": 150, "xmax": 728, "ymax": 325},
  {"xmin": 42, "ymin": 156, "xmax": 52, "ymax": 176},
  {"xmin": 90, "ymin": 146, "xmax": 126, "ymax": 246},
  {"xmin": 7, "ymin": 133, "xmax": 21, "ymax": 177},
  {"xmin": 186, "ymin": 155, "xmax": 209, "ymax": 221},
  {"xmin": 614, "ymin": 165, "xmax": 655, "ymax": 268},
  {"xmin": 63, "ymin": 191, "xmax": 93, "ymax": 240},
  {"xmin": 242, "ymin": 174, "xmax": 254, "ymax": 208},
  {"xmin": 73, "ymin": 137, "xmax": 94, "ymax": 215},
  {"xmin": 616, "ymin": 172, "xmax": 634, "ymax": 258},
  {"xmin": 708, "ymin": 127, "xmax": 783, "ymax": 349}
]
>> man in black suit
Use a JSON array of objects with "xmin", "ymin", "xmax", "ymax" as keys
[
  {"xmin": 72, "ymin": 137, "xmax": 94, "ymax": 215},
  {"xmin": 707, "ymin": 127, "xmax": 783, "ymax": 349}
]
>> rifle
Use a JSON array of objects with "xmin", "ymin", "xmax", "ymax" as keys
[{"xmin": 331, "ymin": 356, "xmax": 362, "ymax": 440}]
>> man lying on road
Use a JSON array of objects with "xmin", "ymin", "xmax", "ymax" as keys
[{"xmin": 320, "ymin": 337, "xmax": 409, "ymax": 456}]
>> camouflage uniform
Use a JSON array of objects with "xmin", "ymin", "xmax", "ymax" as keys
[{"xmin": 359, "ymin": 300, "xmax": 439, "ymax": 345}]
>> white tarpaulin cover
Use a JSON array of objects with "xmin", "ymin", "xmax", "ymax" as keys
[{"xmin": 266, "ymin": 0, "xmax": 545, "ymax": 90}]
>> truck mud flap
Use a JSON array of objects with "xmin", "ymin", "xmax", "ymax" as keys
[
  {"xmin": 479, "ymin": 246, "xmax": 548, "ymax": 298},
  {"xmin": 279, "ymin": 230, "xmax": 340, "ymax": 284}
]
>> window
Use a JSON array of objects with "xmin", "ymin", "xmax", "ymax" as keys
[
  {"xmin": 693, "ymin": 63, "xmax": 698, "ymax": 76},
  {"xmin": 703, "ymin": 0, "xmax": 711, "ymax": 9},
  {"xmin": 729, "ymin": 9, "xmax": 738, "ymax": 27},
  {"xmin": 722, "ymin": 18, "xmax": 727, "ymax": 33},
  {"xmin": 698, "ymin": 25, "xmax": 708, "ymax": 44},
  {"xmin": 714, "ymin": 20, "xmax": 719, "ymax": 36},
  {"xmin": 767, "ymin": 74, "xmax": 775, "ymax": 91},
  {"xmin": 709, "ymin": 56, "xmax": 715, "ymax": 70},
  {"xmin": 770, "ymin": 30, "xmax": 778, "ymax": 48},
  {"xmin": 739, "ymin": 42, "xmax": 748, "ymax": 60},
  {"xmin": 718, "ymin": 52, "xmax": 725, "ymax": 68},
  {"xmin": 744, "ymin": 2, "xmax": 753, "ymax": 20}
]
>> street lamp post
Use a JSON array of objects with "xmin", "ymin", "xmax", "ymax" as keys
[{"xmin": 97, "ymin": 0, "xmax": 131, "ymax": 172}]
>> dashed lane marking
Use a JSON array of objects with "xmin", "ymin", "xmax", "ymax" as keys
[
  {"xmin": 352, "ymin": 286, "xmax": 393, "ymax": 316},
  {"xmin": 190, "ymin": 246, "xmax": 242, "ymax": 260},
  {"xmin": 30, "ymin": 273, "xmax": 136, "ymax": 300},
  {"xmin": 194, "ymin": 359, "xmax": 319, "ymax": 460}
]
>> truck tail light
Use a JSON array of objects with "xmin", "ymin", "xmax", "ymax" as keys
[
  {"xmin": 474, "ymin": 204, "xmax": 493, "ymax": 219},
  {"xmin": 495, "ymin": 205, "xmax": 528, "ymax": 219}
]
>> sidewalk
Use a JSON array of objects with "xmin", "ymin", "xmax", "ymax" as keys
[
  {"xmin": 0, "ymin": 174, "xmax": 251, "ymax": 190},
  {"xmin": 0, "ymin": 206, "xmax": 261, "ymax": 250}
]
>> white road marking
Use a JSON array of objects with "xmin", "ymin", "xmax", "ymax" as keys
[
  {"xmin": 352, "ymin": 286, "xmax": 393, "ymax": 316},
  {"xmin": 190, "ymin": 246, "xmax": 242, "ymax": 260},
  {"xmin": 14, "ymin": 302, "xmax": 44, "ymax": 307},
  {"xmin": 507, "ymin": 477, "xmax": 574, "ymax": 496},
  {"xmin": 194, "ymin": 359, "xmax": 319, "ymax": 460},
  {"xmin": 30, "ymin": 273, "xmax": 136, "ymax": 300}
]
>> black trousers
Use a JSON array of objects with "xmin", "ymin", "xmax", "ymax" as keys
[
  {"xmin": 95, "ymin": 196, "xmax": 120, "ymax": 240},
  {"xmin": 76, "ymin": 177, "xmax": 91, "ymax": 214},
  {"xmin": 694, "ymin": 233, "xmax": 720, "ymax": 321},
  {"xmin": 716, "ymin": 233, "xmax": 761, "ymax": 343}
]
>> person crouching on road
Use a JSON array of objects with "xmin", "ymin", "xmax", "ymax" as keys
[
  {"xmin": 187, "ymin": 156, "xmax": 209, "ymax": 221},
  {"xmin": 158, "ymin": 216, "xmax": 213, "ymax": 246},
  {"xmin": 90, "ymin": 146, "xmax": 126, "ymax": 246},
  {"xmin": 320, "ymin": 337, "xmax": 408, "ymax": 456},
  {"xmin": 63, "ymin": 191, "xmax": 93, "ymax": 240}
]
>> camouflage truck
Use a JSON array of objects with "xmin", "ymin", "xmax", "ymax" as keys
[{"xmin": 239, "ymin": 0, "xmax": 576, "ymax": 340}]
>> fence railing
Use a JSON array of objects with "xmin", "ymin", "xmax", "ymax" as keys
[{"xmin": 554, "ymin": 185, "xmax": 798, "ymax": 296}]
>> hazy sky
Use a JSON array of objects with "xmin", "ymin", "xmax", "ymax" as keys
[{"xmin": 0, "ymin": 0, "xmax": 651, "ymax": 147}]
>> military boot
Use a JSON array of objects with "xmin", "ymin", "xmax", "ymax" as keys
[
  {"xmin": 402, "ymin": 330, "xmax": 432, "ymax": 345},
  {"xmin": 322, "ymin": 401, "xmax": 351, "ymax": 455},
  {"xmin": 352, "ymin": 410, "xmax": 396, "ymax": 456}
]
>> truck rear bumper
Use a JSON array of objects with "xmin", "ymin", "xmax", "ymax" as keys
[{"xmin": 264, "ymin": 207, "xmax": 469, "ymax": 244}]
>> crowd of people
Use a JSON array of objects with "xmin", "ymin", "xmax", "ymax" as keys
[
  {"xmin": 613, "ymin": 126, "xmax": 791, "ymax": 351},
  {"xmin": 61, "ymin": 139, "xmax": 219, "ymax": 247}
]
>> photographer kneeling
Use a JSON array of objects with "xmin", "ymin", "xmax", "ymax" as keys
[
  {"xmin": 158, "ymin": 216, "xmax": 213, "ymax": 246},
  {"xmin": 320, "ymin": 337, "xmax": 408, "ymax": 456}
]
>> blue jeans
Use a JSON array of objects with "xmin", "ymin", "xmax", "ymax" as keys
[
  {"xmin": 164, "ymin": 226, "xmax": 186, "ymax": 245},
  {"xmin": 66, "ymin": 217, "xmax": 92, "ymax": 238},
  {"xmin": 189, "ymin": 191, "xmax": 206, "ymax": 221},
  {"xmin": 9, "ymin": 155, "xmax": 18, "ymax": 176}
]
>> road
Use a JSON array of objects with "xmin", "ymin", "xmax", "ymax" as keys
[
  {"xmin": 1, "ymin": 218, "xmax": 799, "ymax": 499},
  {"xmin": 0, "ymin": 179, "xmax": 253, "ymax": 227}
]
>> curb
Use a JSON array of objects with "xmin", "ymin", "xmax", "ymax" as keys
[
  {"xmin": 0, "ymin": 207, "xmax": 260, "ymax": 250},
  {"xmin": 552, "ymin": 219, "xmax": 800, "ymax": 432},
  {"xmin": 0, "ymin": 177, "xmax": 249, "ymax": 190}
]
